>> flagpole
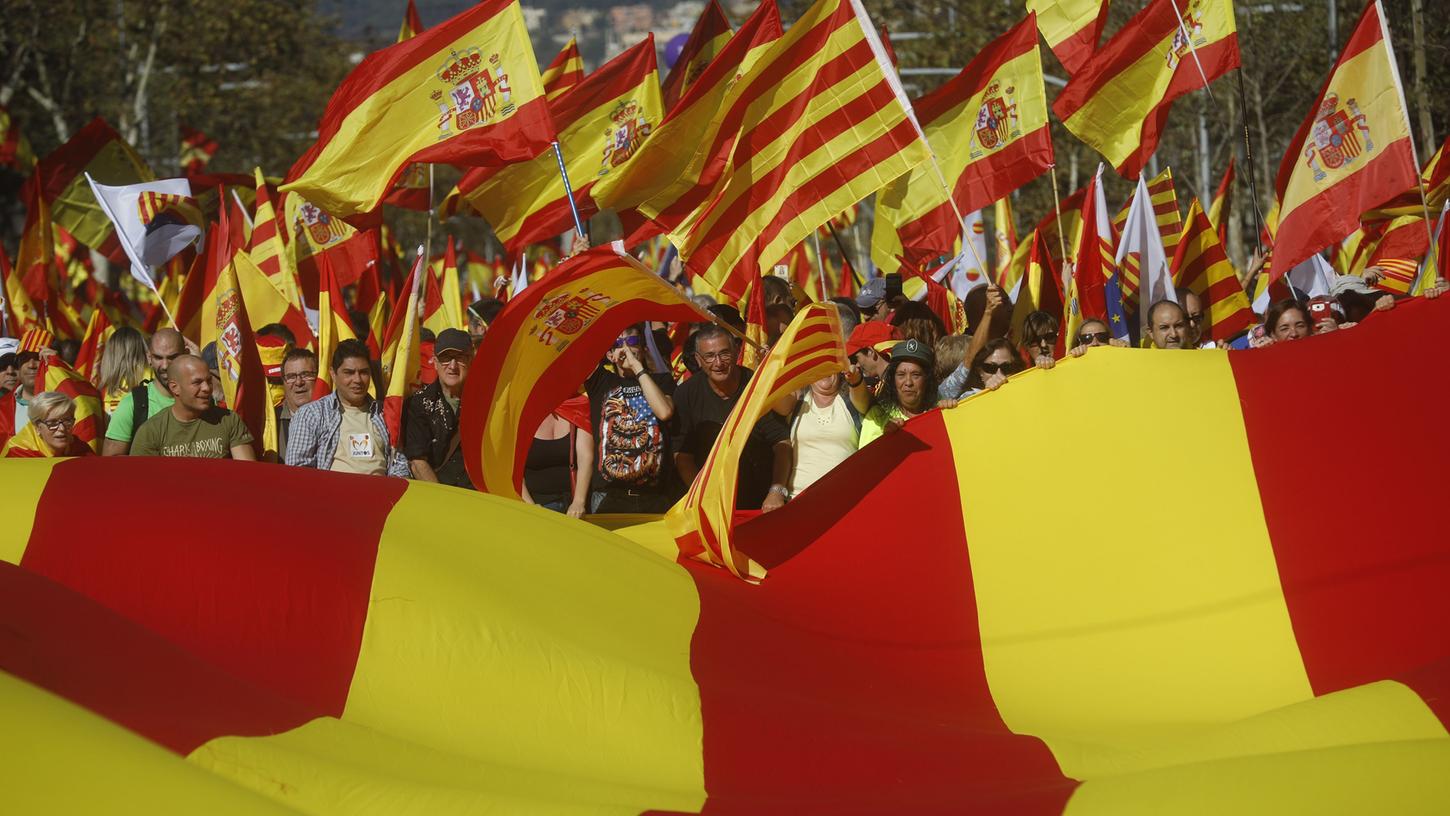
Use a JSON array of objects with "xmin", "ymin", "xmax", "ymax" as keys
[
  {"xmin": 1231, "ymin": 70, "xmax": 1269, "ymax": 254},
  {"xmin": 425, "ymin": 163, "xmax": 435, "ymax": 260},
  {"xmin": 551, "ymin": 141, "xmax": 588, "ymax": 239},
  {"xmin": 921, "ymin": 149, "xmax": 992, "ymax": 278},
  {"xmin": 1374, "ymin": 0, "xmax": 1437, "ymax": 276},
  {"xmin": 825, "ymin": 222, "xmax": 862, "ymax": 287},
  {"xmin": 1047, "ymin": 164, "xmax": 1071, "ymax": 264},
  {"xmin": 811, "ymin": 231, "xmax": 829, "ymax": 301}
]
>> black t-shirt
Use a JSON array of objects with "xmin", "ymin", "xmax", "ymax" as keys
[
  {"xmin": 673, "ymin": 366, "xmax": 788, "ymax": 509},
  {"xmin": 523, "ymin": 433, "xmax": 573, "ymax": 500},
  {"xmin": 586, "ymin": 367, "xmax": 676, "ymax": 492}
]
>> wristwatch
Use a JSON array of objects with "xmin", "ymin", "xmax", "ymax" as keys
[{"xmin": 768, "ymin": 484, "xmax": 791, "ymax": 501}]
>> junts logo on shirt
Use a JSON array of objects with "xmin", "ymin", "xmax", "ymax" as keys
[{"xmin": 348, "ymin": 433, "xmax": 374, "ymax": 459}]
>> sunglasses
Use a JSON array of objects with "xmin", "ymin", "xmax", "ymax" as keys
[
  {"xmin": 979, "ymin": 361, "xmax": 1016, "ymax": 375},
  {"xmin": 1077, "ymin": 331, "xmax": 1111, "ymax": 346},
  {"xmin": 1031, "ymin": 332, "xmax": 1058, "ymax": 345},
  {"xmin": 613, "ymin": 336, "xmax": 643, "ymax": 348}
]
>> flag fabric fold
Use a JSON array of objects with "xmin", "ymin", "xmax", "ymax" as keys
[
  {"xmin": 540, "ymin": 37, "xmax": 585, "ymax": 101},
  {"xmin": 661, "ymin": 0, "xmax": 732, "ymax": 110}
]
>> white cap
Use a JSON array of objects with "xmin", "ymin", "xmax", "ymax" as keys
[{"xmin": 0, "ymin": 338, "xmax": 19, "ymax": 358}]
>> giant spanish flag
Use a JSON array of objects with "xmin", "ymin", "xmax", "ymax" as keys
[
  {"xmin": 660, "ymin": 0, "xmax": 732, "ymax": 110},
  {"xmin": 1271, "ymin": 0, "xmax": 1420, "ymax": 282},
  {"xmin": 6, "ymin": 297, "xmax": 1450, "ymax": 812},
  {"xmin": 1026, "ymin": 0, "xmax": 1109, "ymax": 74},
  {"xmin": 442, "ymin": 36, "xmax": 661, "ymax": 254},
  {"xmin": 872, "ymin": 13, "xmax": 1052, "ymax": 270},
  {"xmin": 282, "ymin": 0, "xmax": 554, "ymax": 219},
  {"xmin": 587, "ymin": 0, "xmax": 783, "ymax": 244},
  {"xmin": 462, "ymin": 245, "xmax": 712, "ymax": 498},
  {"xmin": 1054, "ymin": 0, "xmax": 1239, "ymax": 179},
  {"xmin": 672, "ymin": 0, "xmax": 931, "ymax": 299}
]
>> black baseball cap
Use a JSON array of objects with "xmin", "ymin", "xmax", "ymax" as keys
[{"xmin": 434, "ymin": 328, "xmax": 473, "ymax": 357}]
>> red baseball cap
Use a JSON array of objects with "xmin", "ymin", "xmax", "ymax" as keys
[{"xmin": 845, "ymin": 321, "xmax": 899, "ymax": 358}]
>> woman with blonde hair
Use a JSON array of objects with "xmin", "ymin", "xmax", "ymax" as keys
[
  {"xmin": 96, "ymin": 327, "xmax": 149, "ymax": 414},
  {"xmin": 2, "ymin": 391, "xmax": 92, "ymax": 458}
]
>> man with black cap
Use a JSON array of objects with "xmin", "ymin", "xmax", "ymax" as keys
[
  {"xmin": 403, "ymin": 327, "xmax": 474, "ymax": 488},
  {"xmin": 856, "ymin": 278, "xmax": 889, "ymax": 322}
]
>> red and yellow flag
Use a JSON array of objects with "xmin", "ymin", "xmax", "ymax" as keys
[
  {"xmin": 423, "ymin": 237, "xmax": 465, "ymax": 334},
  {"xmin": 993, "ymin": 195, "xmax": 1017, "ymax": 282},
  {"xmin": 247, "ymin": 167, "xmax": 302, "ymax": 308},
  {"xmin": 37, "ymin": 357, "xmax": 104, "ymax": 453},
  {"xmin": 179, "ymin": 125, "xmax": 218, "ymax": 176},
  {"xmin": 1172, "ymin": 200, "xmax": 1255, "ymax": 342},
  {"xmin": 382, "ymin": 252, "xmax": 425, "ymax": 448},
  {"xmin": 0, "ymin": 104, "xmax": 35, "ymax": 170},
  {"xmin": 72, "ymin": 307, "xmax": 112, "ymax": 382},
  {"xmin": 444, "ymin": 36, "xmax": 661, "ymax": 254},
  {"xmin": 1271, "ymin": 0, "xmax": 1420, "ymax": 282},
  {"xmin": 24, "ymin": 117, "xmax": 152, "ymax": 253},
  {"xmin": 1026, "ymin": 0, "xmax": 1110, "ymax": 74},
  {"xmin": 397, "ymin": 0, "xmax": 424, "ymax": 42},
  {"xmin": 16, "ymin": 178, "xmax": 61, "ymax": 308},
  {"xmin": 282, "ymin": 192, "xmax": 377, "ymax": 307},
  {"xmin": 1009, "ymin": 229, "xmax": 1065, "ymax": 341},
  {"xmin": 313, "ymin": 252, "xmax": 359, "ymax": 398},
  {"xmin": 1054, "ymin": 0, "xmax": 1239, "ymax": 179},
  {"xmin": 540, "ymin": 37, "xmax": 585, "ymax": 102},
  {"xmin": 461, "ymin": 245, "xmax": 712, "ymax": 498},
  {"xmin": 671, "ymin": 0, "xmax": 932, "ymax": 299},
  {"xmin": 873, "ymin": 14, "xmax": 1052, "ymax": 269},
  {"xmin": 1112, "ymin": 166, "xmax": 1182, "ymax": 305},
  {"xmin": 661, "ymin": 0, "xmax": 732, "ymax": 110},
  {"xmin": 1207, "ymin": 156, "xmax": 1235, "ymax": 241},
  {"xmin": 666, "ymin": 302, "xmax": 847, "ymax": 580},
  {"xmin": 588, "ymin": 0, "xmax": 783, "ymax": 243},
  {"xmin": 282, "ymin": 0, "xmax": 554, "ymax": 219},
  {"xmin": 1065, "ymin": 166, "xmax": 1116, "ymax": 347},
  {"xmin": 214, "ymin": 249, "xmax": 272, "ymax": 456}
]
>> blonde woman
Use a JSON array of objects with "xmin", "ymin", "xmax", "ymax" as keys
[
  {"xmin": 96, "ymin": 327, "xmax": 149, "ymax": 415},
  {"xmin": 2, "ymin": 392, "xmax": 92, "ymax": 458}
]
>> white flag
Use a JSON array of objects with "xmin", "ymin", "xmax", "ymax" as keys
[
  {"xmin": 85, "ymin": 175, "xmax": 203, "ymax": 292},
  {"xmin": 949, "ymin": 209, "xmax": 989, "ymax": 299},
  {"xmin": 1116, "ymin": 173, "xmax": 1174, "ymax": 336}
]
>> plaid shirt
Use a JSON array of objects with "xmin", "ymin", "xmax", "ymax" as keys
[{"xmin": 283, "ymin": 392, "xmax": 410, "ymax": 477}]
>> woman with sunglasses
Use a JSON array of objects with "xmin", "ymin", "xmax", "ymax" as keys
[
  {"xmin": 583, "ymin": 324, "xmax": 678, "ymax": 514},
  {"xmin": 963, "ymin": 339, "xmax": 1026, "ymax": 395},
  {"xmin": 2, "ymin": 392, "xmax": 93, "ymax": 458},
  {"xmin": 1018, "ymin": 310, "xmax": 1060, "ymax": 369},
  {"xmin": 1069, "ymin": 318, "xmax": 1114, "ymax": 356}
]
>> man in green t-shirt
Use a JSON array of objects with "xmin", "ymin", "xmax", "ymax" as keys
[
  {"xmin": 103, "ymin": 328, "xmax": 186, "ymax": 455},
  {"xmin": 130, "ymin": 355, "xmax": 255, "ymax": 460}
]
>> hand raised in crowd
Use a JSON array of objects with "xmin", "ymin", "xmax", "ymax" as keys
[
  {"xmin": 1314, "ymin": 318, "xmax": 1339, "ymax": 334},
  {"xmin": 985, "ymin": 283, "xmax": 1004, "ymax": 315},
  {"xmin": 1362, "ymin": 265, "xmax": 1385, "ymax": 286},
  {"xmin": 1246, "ymin": 249, "xmax": 1267, "ymax": 278},
  {"xmin": 565, "ymin": 231, "xmax": 590, "ymax": 259},
  {"xmin": 610, "ymin": 342, "xmax": 646, "ymax": 377}
]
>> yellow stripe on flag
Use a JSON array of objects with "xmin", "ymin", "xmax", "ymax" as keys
[{"xmin": 0, "ymin": 459, "xmax": 58, "ymax": 565}]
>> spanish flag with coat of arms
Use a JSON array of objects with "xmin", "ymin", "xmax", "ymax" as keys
[
  {"xmin": 442, "ymin": 36, "xmax": 662, "ymax": 255},
  {"xmin": 1269, "ymin": 0, "xmax": 1420, "ymax": 283},
  {"xmin": 282, "ymin": 0, "xmax": 554, "ymax": 219}
]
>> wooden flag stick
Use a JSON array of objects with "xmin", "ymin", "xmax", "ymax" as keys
[{"xmin": 1047, "ymin": 164, "xmax": 1071, "ymax": 264}]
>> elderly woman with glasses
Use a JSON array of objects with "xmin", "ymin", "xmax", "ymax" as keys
[
  {"xmin": 1069, "ymin": 317, "xmax": 1115, "ymax": 356},
  {"xmin": 2, "ymin": 391, "xmax": 93, "ymax": 458}
]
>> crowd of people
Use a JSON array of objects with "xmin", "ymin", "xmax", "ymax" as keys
[{"xmin": 0, "ymin": 259, "xmax": 1440, "ymax": 517}]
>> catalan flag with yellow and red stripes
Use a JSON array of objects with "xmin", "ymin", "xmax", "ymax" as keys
[
  {"xmin": 1112, "ymin": 166, "xmax": 1183, "ymax": 305},
  {"xmin": 1054, "ymin": 0, "xmax": 1239, "ymax": 179},
  {"xmin": 442, "ymin": 36, "xmax": 662, "ymax": 255},
  {"xmin": 396, "ymin": 0, "xmax": 424, "ymax": 42},
  {"xmin": 873, "ymin": 14, "xmax": 1052, "ymax": 271},
  {"xmin": 540, "ymin": 36, "xmax": 585, "ymax": 102},
  {"xmin": 282, "ymin": 0, "xmax": 554, "ymax": 219},
  {"xmin": 462, "ymin": 245, "xmax": 711, "ymax": 498},
  {"xmin": 668, "ymin": 302, "xmax": 846, "ymax": 580},
  {"xmin": 7, "ymin": 298, "xmax": 1450, "ymax": 812},
  {"xmin": 670, "ymin": 0, "xmax": 931, "ymax": 299},
  {"xmin": 1208, "ymin": 156, "xmax": 1235, "ymax": 241},
  {"xmin": 1271, "ymin": 0, "xmax": 1419, "ymax": 282},
  {"xmin": 1172, "ymin": 199, "xmax": 1255, "ymax": 342},
  {"xmin": 661, "ymin": 0, "xmax": 732, "ymax": 110},
  {"xmin": 179, "ymin": 125, "xmax": 218, "ymax": 176}
]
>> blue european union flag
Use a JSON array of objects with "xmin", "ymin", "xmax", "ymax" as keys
[{"xmin": 1104, "ymin": 272, "xmax": 1131, "ymax": 343}]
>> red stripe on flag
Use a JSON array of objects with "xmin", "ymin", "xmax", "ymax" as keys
[
  {"xmin": 677, "ymin": 413, "xmax": 1076, "ymax": 812},
  {"xmin": 1230, "ymin": 297, "xmax": 1450, "ymax": 726},
  {"xmin": 18, "ymin": 458, "xmax": 406, "ymax": 732}
]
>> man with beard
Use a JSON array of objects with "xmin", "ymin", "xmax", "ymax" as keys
[{"xmin": 103, "ymin": 328, "xmax": 187, "ymax": 455}]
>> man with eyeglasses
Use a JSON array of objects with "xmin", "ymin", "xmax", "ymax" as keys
[
  {"xmin": 1179, "ymin": 289, "xmax": 1208, "ymax": 347},
  {"xmin": 674, "ymin": 324, "xmax": 791, "ymax": 512},
  {"xmin": 404, "ymin": 328, "xmax": 475, "ymax": 488},
  {"xmin": 585, "ymin": 324, "xmax": 676, "ymax": 513},
  {"xmin": 277, "ymin": 348, "xmax": 319, "ymax": 463}
]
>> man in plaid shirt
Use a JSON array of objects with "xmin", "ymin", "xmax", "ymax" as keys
[{"xmin": 284, "ymin": 339, "xmax": 410, "ymax": 478}]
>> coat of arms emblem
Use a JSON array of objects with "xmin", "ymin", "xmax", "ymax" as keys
[
  {"xmin": 1166, "ymin": 0, "xmax": 1208, "ymax": 70},
  {"xmin": 1303, "ymin": 92, "xmax": 1375, "ymax": 182},
  {"xmin": 529, "ymin": 288, "xmax": 617, "ymax": 349},
  {"xmin": 295, "ymin": 201, "xmax": 347, "ymax": 247},
  {"xmin": 600, "ymin": 100, "xmax": 652, "ymax": 175},
  {"xmin": 969, "ymin": 81, "xmax": 1021, "ymax": 158},
  {"xmin": 433, "ymin": 46, "xmax": 515, "ymax": 140}
]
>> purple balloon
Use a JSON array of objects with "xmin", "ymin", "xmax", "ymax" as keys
[{"xmin": 664, "ymin": 33, "xmax": 691, "ymax": 70}]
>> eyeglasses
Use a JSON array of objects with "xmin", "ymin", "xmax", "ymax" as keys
[
  {"xmin": 696, "ymin": 350, "xmax": 733, "ymax": 363},
  {"xmin": 613, "ymin": 336, "xmax": 642, "ymax": 348},
  {"xmin": 283, "ymin": 371, "xmax": 318, "ymax": 384},
  {"xmin": 1187, "ymin": 314, "xmax": 1205, "ymax": 325},
  {"xmin": 1077, "ymin": 331, "xmax": 1111, "ymax": 346},
  {"xmin": 978, "ymin": 362, "xmax": 1015, "ymax": 375},
  {"xmin": 39, "ymin": 417, "xmax": 75, "ymax": 431},
  {"xmin": 435, "ymin": 354, "xmax": 468, "ymax": 367},
  {"xmin": 1031, "ymin": 332, "xmax": 1058, "ymax": 346}
]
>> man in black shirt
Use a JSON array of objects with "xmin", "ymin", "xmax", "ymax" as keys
[
  {"xmin": 403, "ymin": 328, "xmax": 474, "ymax": 488},
  {"xmin": 586, "ymin": 324, "xmax": 676, "ymax": 513},
  {"xmin": 673, "ymin": 324, "xmax": 791, "ymax": 511}
]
